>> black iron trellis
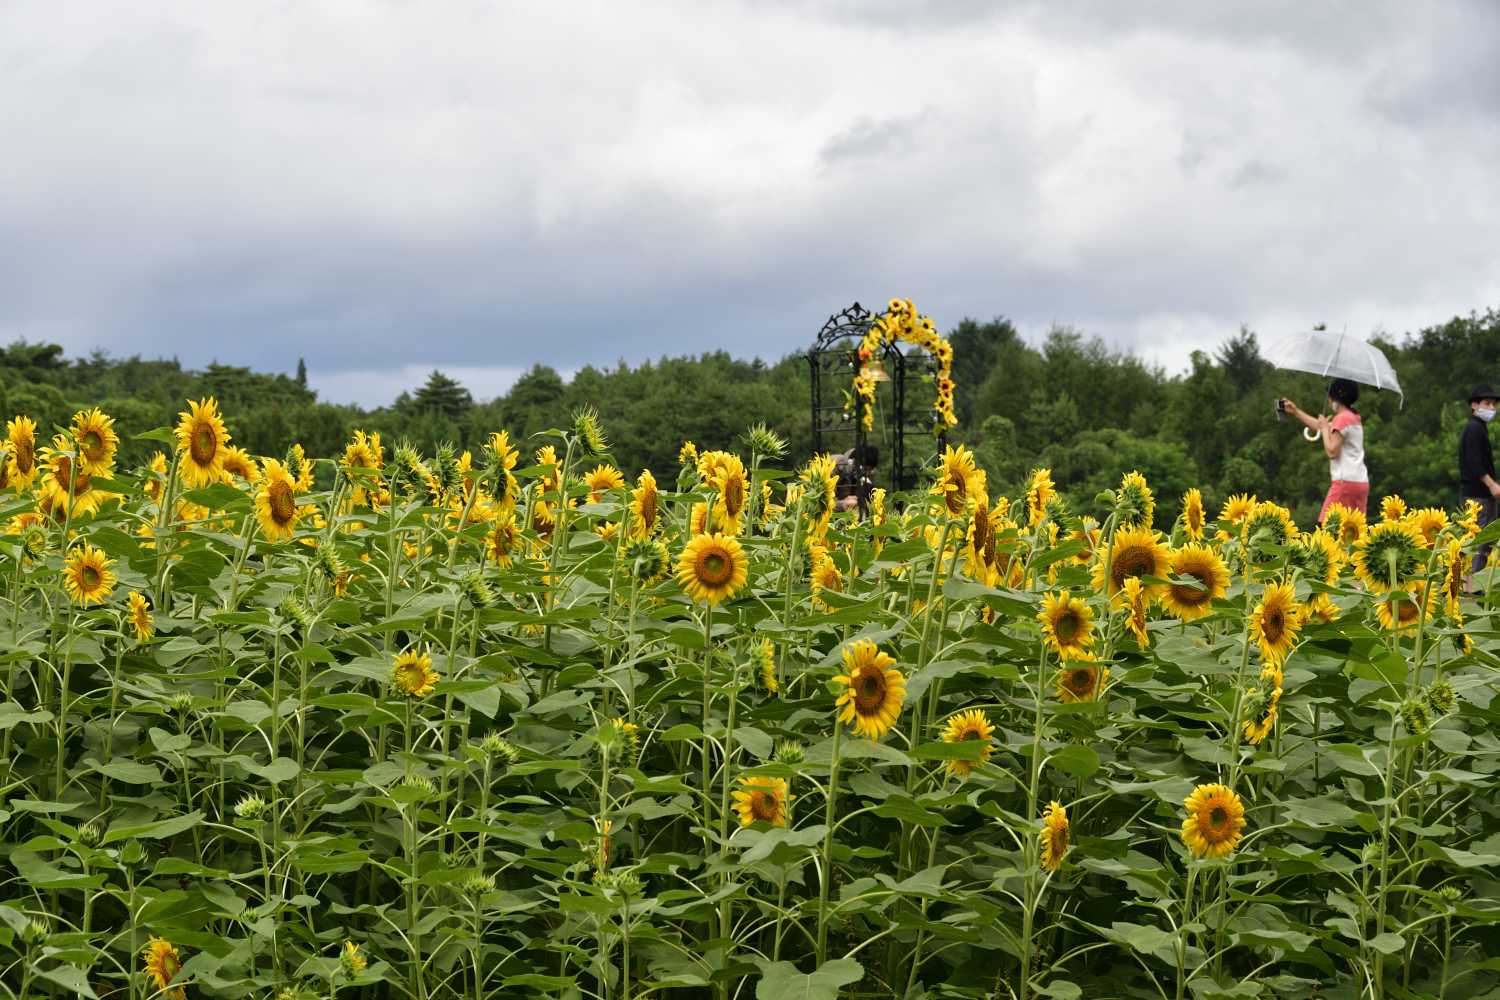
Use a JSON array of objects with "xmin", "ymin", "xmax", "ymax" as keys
[{"xmin": 807, "ymin": 301, "xmax": 945, "ymax": 494}]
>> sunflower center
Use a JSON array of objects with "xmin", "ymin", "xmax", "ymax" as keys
[
  {"xmin": 1055, "ymin": 611, "xmax": 1080, "ymax": 642},
  {"xmin": 1263, "ymin": 610, "xmax": 1284, "ymax": 642},
  {"xmin": 1397, "ymin": 598, "xmax": 1419, "ymax": 623},
  {"xmin": 724, "ymin": 478, "xmax": 744, "ymax": 517},
  {"xmin": 639, "ymin": 489, "xmax": 657, "ymax": 528},
  {"xmin": 79, "ymin": 430, "xmax": 104, "ymax": 459},
  {"xmin": 853, "ymin": 667, "xmax": 887, "ymax": 712},
  {"xmin": 1207, "ymin": 805, "xmax": 1229, "ymax": 833},
  {"xmin": 1173, "ymin": 570, "xmax": 1212, "ymax": 606},
  {"xmin": 80, "ymin": 565, "xmax": 101, "ymax": 589},
  {"xmin": 1114, "ymin": 546, "xmax": 1153, "ymax": 586},
  {"xmin": 1066, "ymin": 668, "xmax": 1095, "ymax": 694},
  {"xmin": 190, "ymin": 422, "xmax": 219, "ymax": 465},
  {"xmin": 749, "ymin": 790, "xmax": 778, "ymax": 822},
  {"xmin": 14, "ymin": 439, "xmax": 33, "ymax": 473},
  {"xmin": 697, "ymin": 549, "xmax": 732, "ymax": 586},
  {"xmin": 268, "ymin": 481, "xmax": 296, "ymax": 524},
  {"xmin": 945, "ymin": 475, "xmax": 966, "ymax": 515}
]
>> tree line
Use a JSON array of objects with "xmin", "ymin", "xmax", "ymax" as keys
[{"xmin": 4, "ymin": 307, "xmax": 1497, "ymax": 527}]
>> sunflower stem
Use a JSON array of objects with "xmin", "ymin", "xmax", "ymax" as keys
[
  {"xmin": 816, "ymin": 718, "xmax": 843, "ymax": 966},
  {"xmin": 717, "ymin": 654, "xmax": 738, "ymax": 976}
]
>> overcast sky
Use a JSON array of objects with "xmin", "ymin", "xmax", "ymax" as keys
[{"xmin": 2, "ymin": 1, "xmax": 1497, "ymax": 405}]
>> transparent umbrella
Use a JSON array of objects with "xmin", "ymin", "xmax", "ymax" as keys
[{"xmin": 1264, "ymin": 328, "xmax": 1403, "ymax": 405}]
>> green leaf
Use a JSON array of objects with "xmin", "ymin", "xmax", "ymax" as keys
[
  {"xmin": 1037, "ymin": 982, "xmax": 1082, "ymax": 1000},
  {"xmin": 1368, "ymin": 932, "xmax": 1405, "ymax": 955},
  {"xmin": 754, "ymin": 958, "xmax": 863, "ymax": 1000},
  {"xmin": 740, "ymin": 826, "xmax": 826, "ymax": 866},
  {"xmin": 104, "ymin": 811, "xmax": 203, "ymax": 845},
  {"xmin": 35, "ymin": 964, "xmax": 98, "ymax": 999},
  {"xmin": 1048, "ymin": 744, "xmax": 1100, "ymax": 778},
  {"xmin": 92, "ymin": 759, "xmax": 162, "ymax": 784}
]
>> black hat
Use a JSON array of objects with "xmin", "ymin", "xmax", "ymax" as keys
[{"xmin": 1470, "ymin": 385, "xmax": 1499, "ymax": 402}]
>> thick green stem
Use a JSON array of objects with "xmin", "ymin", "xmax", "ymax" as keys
[{"xmin": 816, "ymin": 721, "xmax": 844, "ymax": 965}]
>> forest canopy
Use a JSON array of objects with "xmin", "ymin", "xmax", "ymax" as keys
[{"xmin": 4, "ymin": 307, "xmax": 1498, "ymax": 528}]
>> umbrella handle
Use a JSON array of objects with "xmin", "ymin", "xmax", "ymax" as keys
[{"xmin": 1303, "ymin": 426, "xmax": 1321, "ymax": 443}]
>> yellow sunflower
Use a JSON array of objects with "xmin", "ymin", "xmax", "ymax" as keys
[
  {"xmin": 1038, "ymin": 591, "xmax": 1095, "ymax": 661},
  {"xmin": 142, "ymin": 936, "xmax": 186, "ymax": 1000},
  {"xmin": 1218, "ymin": 493, "xmax": 1257, "ymax": 526},
  {"xmin": 63, "ymin": 543, "xmax": 116, "ymax": 606},
  {"xmin": 1181, "ymin": 488, "xmax": 1205, "ymax": 541},
  {"xmin": 710, "ymin": 454, "xmax": 750, "ymax": 535},
  {"xmin": 254, "ymin": 459, "xmax": 301, "ymax": 543},
  {"xmin": 1406, "ymin": 507, "xmax": 1449, "ymax": 548},
  {"xmin": 1161, "ymin": 545, "xmax": 1229, "ymax": 621},
  {"xmin": 1458, "ymin": 499, "xmax": 1484, "ymax": 540},
  {"xmin": 1331, "ymin": 504, "xmax": 1366, "ymax": 547},
  {"xmin": 730, "ymin": 775, "xmax": 791, "ymax": 827},
  {"xmin": 1093, "ymin": 525, "xmax": 1170, "ymax": 600},
  {"xmin": 1180, "ymin": 783, "xmax": 1246, "ymax": 859},
  {"xmin": 1380, "ymin": 494, "xmax": 1407, "ymax": 522},
  {"xmin": 1040, "ymin": 801, "xmax": 1069, "ymax": 871},
  {"xmin": 585, "ymin": 464, "xmax": 625, "ymax": 504},
  {"xmin": 1441, "ymin": 538, "xmax": 1467, "ymax": 617},
  {"xmin": 1054, "ymin": 658, "xmax": 1109, "ymax": 703},
  {"xmin": 1242, "ymin": 681, "xmax": 1282, "ymax": 746},
  {"xmin": 287, "ymin": 442, "xmax": 316, "ymax": 492},
  {"xmin": 1351, "ymin": 520, "xmax": 1427, "ymax": 592},
  {"xmin": 39, "ymin": 434, "xmax": 108, "ymax": 518},
  {"xmin": 965, "ymin": 492, "xmax": 996, "ymax": 582},
  {"xmin": 221, "ymin": 446, "xmax": 260, "ymax": 485},
  {"xmin": 392, "ymin": 648, "xmax": 438, "ymax": 698},
  {"xmin": 833, "ymin": 639, "xmax": 905, "ymax": 739},
  {"xmin": 128, "ymin": 591, "xmax": 154, "ymax": 642},
  {"xmin": 676, "ymin": 532, "xmax": 748, "ymax": 605},
  {"xmin": 810, "ymin": 553, "xmax": 844, "ymax": 611},
  {"xmin": 1250, "ymin": 581, "xmax": 1303, "ymax": 667},
  {"xmin": 484, "ymin": 514, "xmax": 520, "ymax": 568},
  {"xmin": 1241, "ymin": 501, "xmax": 1298, "ymax": 558},
  {"xmin": 69, "ymin": 407, "xmax": 119, "ymax": 477},
  {"xmin": 800, "ymin": 454, "xmax": 839, "ymax": 539},
  {"xmin": 175, "ymin": 397, "xmax": 230, "ymax": 488},
  {"xmin": 1306, "ymin": 592, "xmax": 1340, "ymax": 623},
  {"xmin": 679, "ymin": 440, "xmax": 699, "ymax": 466},
  {"xmin": 933, "ymin": 445, "xmax": 981, "ymax": 519},
  {"xmin": 1122, "ymin": 576, "xmax": 1150, "ymax": 647},
  {"xmin": 940, "ymin": 709, "xmax": 995, "ymax": 778},
  {"xmin": 1376, "ymin": 584, "xmax": 1433, "ymax": 634},
  {"xmin": 1024, "ymin": 467, "xmax": 1055, "ymax": 527},
  {"xmin": 1116, "ymin": 470, "xmax": 1155, "ymax": 528},
  {"xmin": 5, "ymin": 415, "xmax": 38, "ymax": 489},
  {"xmin": 340, "ymin": 940, "xmax": 367, "ymax": 977},
  {"xmin": 1294, "ymin": 529, "xmax": 1345, "ymax": 586}
]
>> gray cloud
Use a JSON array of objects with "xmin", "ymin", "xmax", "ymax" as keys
[{"xmin": 0, "ymin": 0, "xmax": 1497, "ymax": 404}]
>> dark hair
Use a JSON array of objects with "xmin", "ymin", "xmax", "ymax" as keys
[
  {"xmin": 852, "ymin": 443, "xmax": 879, "ymax": 468},
  {"xmin": 1328, "ymin": 378, "xmax": 1359, "ymax": 410}
]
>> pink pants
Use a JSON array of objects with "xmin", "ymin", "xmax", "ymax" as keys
[{"xmin": 1319, "ymin": 480, "xmax": 1369, "ymax": 522}]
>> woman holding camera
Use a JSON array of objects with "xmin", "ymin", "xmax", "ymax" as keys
[{"xmin": 1279, "ymin": 378, "xmax": 1367, "ymax": 521}]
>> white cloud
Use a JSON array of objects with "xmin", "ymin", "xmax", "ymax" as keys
[
  {"xmin": 0, "ymin": 0, "xmax": 1496, "ymax": 383},
  {"xmin": 308, "ymin": 364, "xmax": 529, "ymax": 408}
]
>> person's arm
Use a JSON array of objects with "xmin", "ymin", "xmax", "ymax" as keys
[
  {"xmin": 1460, "ymin": 424, "xmax": 1500, "ymax": 496},
  {"xmin": 1321, "ymin": 424, "xmax": 1342, "ymax": 460},
  {"xmin": 1279, "ymin": 398, "xmax": 1320, "ymax": 432}
]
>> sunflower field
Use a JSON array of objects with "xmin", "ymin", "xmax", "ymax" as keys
[{"xmin": 2, "ymin": 396, "xmax": 1500, "ymax": 1000}]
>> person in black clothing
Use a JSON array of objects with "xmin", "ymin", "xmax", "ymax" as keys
[
  {"xmin": 1459, "ymin": 384, "xmax": 1500, "ymax": 589},
  {"xmin": 834, "ymin": 443, "xmax": 879, "ymax": 516}
]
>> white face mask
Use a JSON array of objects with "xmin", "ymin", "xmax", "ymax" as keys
[{"xmin": 1479, "ymin": 406, "xmax": 1497, "ymax": 423}]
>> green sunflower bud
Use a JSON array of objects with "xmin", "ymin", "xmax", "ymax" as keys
[
  {"xmin": 573, "ymin": 406, "xmax": 609, "ymax": 456},
  {"xmin": 461, "ymin": 570, "xmax": 495, "ymax": 609},
  {"xmin": 1425, "ymin": 679, "xmax": 1456, "ymax": 715},
  {"xmin": 744, "ymin": 422, "xmax": 788, "ymax": 461}
]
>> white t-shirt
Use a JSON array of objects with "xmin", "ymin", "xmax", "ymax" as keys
[{"xmin": 1329, "ymin": 409, "xmax": 1367, "ymax": 483}]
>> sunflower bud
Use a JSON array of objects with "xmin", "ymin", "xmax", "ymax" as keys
[
  {"xmin": 743, "ymin": 423, "xmax": 787, "ymax": 461},
  {"xmin": 169, "ymin": 692, "xmax": 194, "ymax": 716},
  {"xmin": 234, "ymin": 793, "xmax": 269, "ymax": 820},
  {"xmin": 398, "ymin": 774, "xmax": 436, "ymax": 799},
  {"xmin": 339, "ymin": 940, "xmax": 367, "ymax": 978},
  {"xmin": 775, "ymin": 740, "xmax": 806, "ymax": 765},
  {"xmin": 20, "ymin": 917, "xmax": 49, "ymax": 947},
  {"xmin": 315, "ymin": 540, "xmax": 346, "ymax": 582},
  {"xmin": 1436, "ymin": 885, "xmax": 1464, "ymax": 906},
  {"xmin": 1400, "ymin": 698, "xmax": 1432, "ymax": 737},
  {"xmin": 573, "ymin": 406, "xmax": 609, "ymax": 456},
  {"xmin": 280, "ymin": 594, "xmax": 313, "ymax": 631},
  {"xmin": 1425, "ymin": 679, "xmax": 1456, "ymax": 715},
  {"xmin": 461, "ymin": 570, "xmax": 495, "ymax": 609},
  {"xmin": 77, "ymin": 820, "xmax": 102, "ymax": 847},
  {"xmin": 462, "ymin": 872, "xmax": 496, "ymax": 896},
  {"xmin": 752, "ymin": 639, "xmax": 779, "ymax": 697},
  {"xmin": 478, "ymin": 733, "xmax": 521, "ymax": 766},
  {"xmin": 119, "ymin": 840, "xmax": 147, "ymax": 867},
  {"xmin": 597, "ymin": 870, "xmax": 643, "ymax": 898},
  {"xmin": 432, "ymin": 444, "xmax": 463, "ymax": 497},
  {"xmin": 608, "ymin": 718, "xmax": 640, "ymax": 763}
]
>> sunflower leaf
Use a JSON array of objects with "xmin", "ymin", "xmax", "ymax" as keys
[{"xmin": 753, "ymin": 957, "xmax": 863, "ymax": 1000}]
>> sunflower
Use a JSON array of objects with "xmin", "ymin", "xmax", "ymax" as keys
[
  {"xmin": 1352, "ymin": 520, "xmax": 1426, "ymax": 592},
  {"xmin": 253, "ymin": 459, "xmax": 301, "ymax": 543},
  {"xmin": 676, "ymin": 532, "xmax": 748, "ymax": 605},
  {"xmin": 1055, "ymin": 658, "xmax": 1109, "ymax": 703},
  {"xmin": 933, "ymin": 445, "xmax": 981, "ymax": 519},
  {"xmin": 1093, "ymin": 525, "xmax": 1170, "ymax": 600},
  {"xmin": 965, "ymin": 492, "xmax": 996, "ymax": 582},
  {"xmin": 1040, "ymin": 801, "xmax": 1069, "ymax": 871},
  {"xmin": 287, "ymin": 442, "xmax": 316, "ymax": 492},
  {"xmin": 752, "ymin": 638, "xmax": 779, "ymax": 696},
  {"xmin": 63, "ymin": 543, "xmax": 116, "ymax": 606},
  {"xmin": 1293, "ymin": 530, "xmax": 1345, "ymax": 586},
  {"xmin": 1376, "ymin": 584, "xmax": 1433, "ymax": 634},
  {"xmin": 1250, "ymin": 581, "xmax": 1303, "ymax": 667},
  {"xmin": 1218, "ymin": 493, "xmax": 1257, "ymax": 526},
  {"xmin": 221, "ymin": 446, "xmax": 261, "ymax": 484},
  {"xmin": 690, "ymin": 501, "xmax": 711, "ymax": 536},
  {"xmin": 810, "ymin": 554, "xmax": 844, "ymax": 610},
  {"xmin": 1116, "ymin": 470, "xmax": 1155, "ymax": 528},
  {"xmin": 1306, "ymin": 592, "xmax": 1340, "ymax": 623},
  {"xmin": 833, "ymin": 639, "xmax": 905, "ymax": 739},
  {"xmin": 69, "ymin": 407, "xmax": 119, "ymax": 476},
  {"xmin": 1242, "ymin": 681, "xmax": 1282, "ymax": 746},
  {"xmin": 730, "ymin": 775, "xmax": 791, "ymax": 827},
  {"xmin": 1070, "ymin": 518, "xmax": 1101, "ymax": 565},
  {"xmin": 1161, "ymin": 545, "xmax": 1229, "ymax": 621},
  {"xmin": 392, "ymin": 648, "xmax": 438, "ymax": 698},
  {"xmin": 142, "ymin": 936, "xmax": 186, "ymax": 1000},
  {"xmin": 1331, "ymin": 504, "xmax": 1366, "ymax": 547},
  {"xmin": 340, "ymin": 939, "xmax": 368, "ymax": 978},
  {"xmin": 5, "ymin": 415, "xmax": 37, "ymax": 489},
  {"xmin": 1181, "ymin": 488, "xmax": 1205, "ymax": 541},
  {"xmin": 1038, "ymin": 591, "xmax": 1095, "ymax": 660},
  {"xmin": 1406, "ymin": 507, "xmax": 1449, "ymax": 548},
  {"xmin": 1440, "ymin": 538, "xmax": 1467, "ymax": 617},
  {"xmin": 1024, "ymin": 467, "xmax": 1055, "ymax": 527},
  {"xmin": 1242, "ymin": 501, "xmax": 1298, "ymax": 560},
  {"xmin": 679, "ymin": 440, "xmax": 699, "ymax": 466},
  {"xmin": 175, "ymin": 397, "xmax": 230, "ymax": 488},
  {"xmin": 800, "ymin": 454, "xmax": 839, "ymax": 539},
  {"xmin": 1122, "ymin": 577, "xmax": 1150, "ymax": 647},
  {"xmin": 1458, "ymin": 499, "xmax": 1484, "ymax": 540},
  {"xmin": 1180, "ymin": 783, "xmax": 1246, "ymax": 859},
  {"xmin": 39, "ymin": 434, "xmax": 108, "ymax": 518},
  {"xmin": 710, "ymin": 454, "xmax": 750, "ymax": 534},
  {"xmin": 128, "ymin": 591, "xmax": 154, "ymax": 642},
  {"xmin": 940, "ymin": 709, "xmax": 994, "ymax": 778},
  {"xmin": 1380, "ymin": 494, "xmax": 1407, "ymax": 522},
  {"xmin": 585, "ymin": 464, "xmax": 625, "ymax": 504}
]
